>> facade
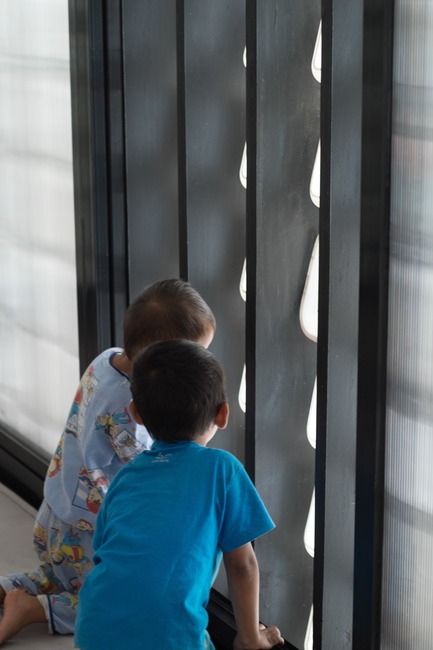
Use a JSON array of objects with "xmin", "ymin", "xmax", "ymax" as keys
[{"xmin": 0, "ymin": 1, "xmax": 431, "ymax": 648}]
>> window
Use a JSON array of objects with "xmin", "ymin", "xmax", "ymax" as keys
[{"xmin": 0, "ymin": 0, "xmax": 79, "ymax": 457}]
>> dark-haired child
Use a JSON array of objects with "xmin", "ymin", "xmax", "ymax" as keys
[
  {"xmin": 0, "ymin": 279, "xmax": 215, "ymax": 644},
  {"xmin": 75, "ymin": 339, "xmax": 283, "ymax": 650}
]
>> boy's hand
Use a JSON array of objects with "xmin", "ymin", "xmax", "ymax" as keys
[{"xmin": 233, "ymin": 623, "xmax": 284, "ymax": 649}]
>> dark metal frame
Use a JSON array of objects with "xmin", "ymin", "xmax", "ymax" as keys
[
  {"xmin": 245, "ymin": 0, "xmax": 257, "ymax": 482},
  {"xmin": 243, "ymin": 12, "xmax": 315, "ymax": 635},
  {"xmin": 315, "ymin": 0, "xmax": 394, "ymax": 648},
  {"xmin": 68, "ymin": 0, "xmax": 112, "ymax": 373},
  {"xmin": 0, "ymin": 424, "xmax": 47, "ymax": 509},
  {"xmin": 353, "ymin": 1, "xmax": 394, "ymax": 647},
  {"xmin": 69, "ymin": 0, "xmax": 130, "ymax": 374},
  {"xmin": 175, "ymin": 0, "xmax": 188, "ymax": 278},
  {"xmin": 207, "ymin": 590, "xmax": 296, "ymax": 650}
]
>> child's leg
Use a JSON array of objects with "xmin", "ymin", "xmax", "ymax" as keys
[
  {"xmin": 38, "ymin": 510, "xmax": 94, "ymax": 634},
  {"xmin": 0, "ymin": 575, "xmax": 79, "ymax": 636},
  {"xmin": 0, "ymin": 589, "xmax": 46, "ymax": 645},
  {"xmin": 0, "ymin": 569, "xmax": 56, "ymax": 640},
  {"xmin": 0, "ymin": 499, "xmax": 94, "ymax": 639}
]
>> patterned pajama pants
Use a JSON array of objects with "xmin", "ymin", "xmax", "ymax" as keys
[{"xmin": 0, "ymin": 499, "xmax": 94, "ymax": 635}]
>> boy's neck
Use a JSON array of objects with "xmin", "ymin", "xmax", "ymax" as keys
[{"xmin": 112, "ymin": 350, "xmax": 132, "ymax": 376}]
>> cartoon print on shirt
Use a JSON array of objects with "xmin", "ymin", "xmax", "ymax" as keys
[
  {"xmin": 48, "ymin": 371, "xmax": 97, "ymax": 483},
  {"xmin": 72, "ymin": 466, "xmax": 105, "ymax": 514},
  {"xmin": 76, "ymin": 518, "xmax": 94, "ymax": 532},
  {"xmin": 69, "ymin": 576, "xmax": 82, "ymax": 593},
  {"xmin": 65, "ymin": 365, "xmax": 99, "ymax": 440},
  {"xmin": 86, "ymin": 486, "xmax": 103, "ymax": 514},
  {"xmin": 61, "ymin": 529, "xmax": 83, "ymax": 562},
  {"xmin": 96, "ymin": 410, "xmax": 131, "ymax": 436},
  {"xmin": 87, "ymin": 468, "xmax": 109, "ymax": 498},
  {"xmin": 47, "ymin": 435, "xmax": 64, "ymax": 478},
  {"xmin": 64, "ymin": 398, "xmax": 80, "ymax": 438},
  {"xmin": 96, "ymin": 408, "xmax": 146, "ymax": 462}
]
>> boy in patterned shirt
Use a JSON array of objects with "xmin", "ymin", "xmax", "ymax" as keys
[{"xmin": 0, "ymin": 279, "xmax": 215, "ymax": 644}]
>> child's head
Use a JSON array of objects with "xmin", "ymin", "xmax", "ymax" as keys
[
  {"xmin": 123, "ymin": 278, "xmax": 216, "ymax": 360},
  {"xmin": 130, "ymin": 339, "xmax": 228, "ymax": 443}
]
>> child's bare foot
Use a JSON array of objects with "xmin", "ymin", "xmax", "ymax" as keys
[{"xmin": 0, "ymin": 589, "xmax": 46, "ymax": 645}]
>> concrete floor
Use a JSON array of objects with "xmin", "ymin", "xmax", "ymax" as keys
[{"xmin": 0, "ymin": 483, "xmax": 74, "ymax": 649}]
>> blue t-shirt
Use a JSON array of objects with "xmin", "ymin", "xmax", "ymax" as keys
[{"xmin": 75, "ymin": 440, "xmax": 275, "ymax": 650}]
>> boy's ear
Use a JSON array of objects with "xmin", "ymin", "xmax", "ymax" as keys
[
  {"xmin": 215, "ymin": 402, "xmax": 229, "ymax": 430},
  {"xmin": 129, "ymin": 399, "xmax": 143, "ymax": 425}
]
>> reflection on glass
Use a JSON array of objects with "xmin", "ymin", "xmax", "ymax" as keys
[
  {"xmin": 239, "ymin": 142, "xmax": 247, "ymax": 189},
  {"xmin": 300, "ymin": 236, "xmax": 319, "ymax": 342},
  {"xmin": 301, "ymin": 19, "xmax": 321, "ymax": 650},
  {"xmin": 307, "ymin": 378, "xmax": 317, "ymax": 449},
  {"xmin": 304, "ymin": 605, "xmax": 314, "ymax": 650},
  {"xmin": 304, "ymin": 489, "xmax": 315, "ymax": 557},
  {"xmin": 311, "ymin": 21, "xmax": 322, "ymax": 83},
  {"xmin": 238, "ymin": 364, "xmax": 246, "ymax": 413},
  {"xmin": 240, "ymin": 48, "xmax": 247, "ymax": 189},
  {"xmin": 238, "ymin": 43, "xmax": 247, "ymax": 419},
  {"xmin": 309, "ymin": 140, "xmax": 321, "ymax": 208},
  {"xmin": 381, "ymin": 1, "xmax": 433, "ymax": 646},
  {"xmin": 239, "ymin": 258, "xmax": 247, "ymax": 301}
]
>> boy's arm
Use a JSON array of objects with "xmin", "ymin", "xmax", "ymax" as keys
[{"xmin": 223, "ymin": 543, "xmax": 284, "ymax": 650}]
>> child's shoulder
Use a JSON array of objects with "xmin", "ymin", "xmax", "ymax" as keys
[
  {"xmin": 85, "ymin": 347, "xmax": 123, "ymax": 368},
  {"xmin": 100, "ymin": 347, "xmax": 123, "ymax": 361},
  {"xmin": 202, "ymin": 446, "xmax": 244, "ymax": 470},
  {"xmin": 91, "ymin": 347, "xmax": 125, "ymax": 373},
  {"xmin": 81, "ymin": 347, "xmax": 128, "ymax": 390}
]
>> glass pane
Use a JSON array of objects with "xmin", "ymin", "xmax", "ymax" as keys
[
  {"xmin": 0, "ymin": 0, "xmax": 79, "ymax": 456},
  {"xmin": 382, "ymin": 2, "xmax": 433, "ymax": 647}
]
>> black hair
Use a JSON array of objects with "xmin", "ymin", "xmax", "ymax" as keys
[
  {"xmin": 130, "ymin": 339, "xmax": 227, "ymax": 442},
  {"xmin": 123, "ymin": 278, "xmax": 216, "ymax": 360}
]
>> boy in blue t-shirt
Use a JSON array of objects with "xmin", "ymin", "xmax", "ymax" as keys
[
  {"xmin": 0, "ymin": 279, "xmax": 215, "ymax": 645},
  {"xmin": 74, "ymin": 339, "xmax": 284, "ymax": 650}
]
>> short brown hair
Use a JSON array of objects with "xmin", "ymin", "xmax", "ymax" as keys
[
  {"xmin": 131, "ymin": 339, "xmax": 227, "ymax": 442},
  {"xmin": 123, "ymin": 278, "xmax": 216, "ymax": 360}
]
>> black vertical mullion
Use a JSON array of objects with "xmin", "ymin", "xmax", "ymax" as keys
[
  {"xmin": 352, "ymin": 1, "xmax": 394, "ymax": 648},
  {"xmin": 69, "ymin": 0, "xmax": 112, "ymax": 373},
  {"xmin": 317, "ymin": 0, "xmax": 364, "ymax": 646},
  {"xmin": 104, "ymin": 0, "xmax": 130, "ymax": 341},
  {"xmin": 245, "ymin": 0, "xmax": 257, "ymax": 483},
  {"xmin": 176, "ymin": 0, "xmax": 188, "ymax": 280},
  {"xmin": 314, "ymin": 0, "xmax": 332, "ymax": 645},
  {"xmin": 319, "ymin": 0, "xmax": 394, "ymax": 647}
]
